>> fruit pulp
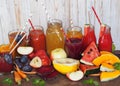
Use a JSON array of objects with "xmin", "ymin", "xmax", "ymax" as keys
[
  {"xmin": 8, "ymin": 30, "xmax": 27, "ymax": 58},
  {"xmin": 46, "ymin": 19, "xmax": 64, "ymax": 55},
  {"xmin": 29, "ymin": 27, "xmax": 46, "ymax": 52},
  {"xmin": 67, "ymin": 26, "xmax": 83, "ymax": 39},
  {"xmin": 98, "ymin": 25, "xmax": 112, "ymax": 52},
  {"xmin": 82, "ymin": 24, "xmax": 96, "ymax": 52},
  {"xmin": 65, "ymin": 38, "xmax": 83, "ymax": 60}
]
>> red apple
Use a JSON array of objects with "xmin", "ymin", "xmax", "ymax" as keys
[
  {"xmin": 28, "ymin": 52, "xmax": 35, "ymax": 60},
  {"xmin": 30, "ymin": 56, "xmax": 42, "ymax": 68},
  {"xmin": 50, "ymin": 48, "xmax": 67, "ymax": 60},
  {"xmin": 66, "ymin": 70, "xmax": 84, "ymax": 81}
]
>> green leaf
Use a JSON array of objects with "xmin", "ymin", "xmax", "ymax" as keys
[
  {"xmin": 2, "ymin": 78, "xmax": 13, "ymax": 86},
  {"xmin": 32, "ymin": 78, "xmax": 45, "ymax": 86},
  {"xmin": 113, "ymin": 62, "xmax": 120, "ymax": 70},
  {"xmin": 82, "ymin": 78, "xmax": 99, "ymax": 86}
]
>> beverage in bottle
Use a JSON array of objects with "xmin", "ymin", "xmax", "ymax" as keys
[
  {"xmin": 46, "ymin": 19, "xmax": 64, "ymax": 55},
  {"xmin": 98, "ymin": 24, "xmax": 112, "ymax": 52},
  {"xmin": 29, "ymin": 26, "xmax": 46, "ymax": 52},
  {"xmin": 82, "ymin": 24, "xmax": 96, "ymax": 52}
]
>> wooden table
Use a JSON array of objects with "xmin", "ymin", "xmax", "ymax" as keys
[{"xmin": 0, "ymin": 73, "xmax": 120, "ymax": 86}]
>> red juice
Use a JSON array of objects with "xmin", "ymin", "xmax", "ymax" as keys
[
  {"xmin": 98, "ymin": 24, "xmax": 112, "ymax": 52},
  {"xmin": 29, "ymin": 26, "xmax": 46, "ymax": 52},
  {"xmin": 82, "ymin": 24, "xmax": 96, "ymax": 52},
  {"xmin": 65, "ymin": 38, "xmax": 83, "ymax": 60}
]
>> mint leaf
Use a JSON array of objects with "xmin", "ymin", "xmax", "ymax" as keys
[
  {"xmin": 32, "ymin": 78, "xmax": 45, "ymax": 86},
  {"xmin": 2, "ymin": 78, "xmax": 13, "ymax": 86},
  {"xmin": 113, "ymin": 62, "xmax": 120, "ymax": 70}
]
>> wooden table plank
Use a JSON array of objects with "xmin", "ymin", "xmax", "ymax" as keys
[{"xmin": 0, "ymin": 73, "xmax": 120, "ymax": 86}]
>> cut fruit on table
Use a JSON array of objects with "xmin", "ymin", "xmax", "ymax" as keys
[
  {"xmin": 92, "ymin": 52, "xmax": 120, "ymax": 66},
  {"xmin": 53, "ymin": 58, "xmax": 80, "ymax": 74},
  {"xmin": 17, "ymin": 46, "xmax": 33, "ymax": 55},
  {"xmin": 79, "ymin": 64, "xmax": 100, "ymax": 76},
  {"xmin": 50, "ymin": 48, "xmax": 67, "ymax": 60},
  {"xmin": 80, "ymin": 41, "xmax": 100, "ymax": 65},
  {"xmin": 66, "ymin": 70, "xmax": 84, "ymax": 81},
  {"xmin": 100, "ymin": 63, "xmax": 114, "ymax": 72},
  {"xmin": 100, "ymin": 70, "xmax": 120, "ymax": 82},
  {"xmin": 30, "ymin": 56, "xmax": 42, "ymax": 68}
]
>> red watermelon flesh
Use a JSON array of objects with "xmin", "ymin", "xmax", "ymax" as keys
[{"xmin": 80, "ymin": 41, "xmax": 100, "ymax": 65}]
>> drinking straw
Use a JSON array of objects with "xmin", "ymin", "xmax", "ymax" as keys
[
  {"xmin": 88, "ymin": 11, "xmax": 91, "ymax": 24},
  {"xmin": 70, "ymin": 18, "xmax": 74, "ymax": 27},
  {"xmin": 92, "ymin": 6, "xmax": 102, "ymax": 25},
  {"xmin": 9, "ymin": 29, "xmax": 21, "ymax": 49},
  {"xmin": 9, "ymin": 33, "xmax": 27, "ymax": 54},
  {"xmin": 61, "ymin": 28, "xmax": 71, "ymax": 43},
  {"xmin": 28, "ymin": 19, "xmax": 35, "ymax": 30}
]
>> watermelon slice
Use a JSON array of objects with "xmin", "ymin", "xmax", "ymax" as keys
[
  {"xmin": 79, "ymin": 64, "xmax": 100, "ymax": 76},
  {"xmin": 80, "ymin": 41, "xmax": 100, "ymax": 65}
]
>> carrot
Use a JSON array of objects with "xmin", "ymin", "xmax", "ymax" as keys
[
  {"xmin": 14, "ymin": 71, "xmax": 22, "ymax": 85},
  {"xmin": 23, "ymin": 71, "xmax": 37, "ymax": 75},
  {"xmin": 15, "ymin": 63, "xmax": 29, "ymax": 81}
]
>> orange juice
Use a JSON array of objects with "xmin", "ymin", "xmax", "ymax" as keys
[
  {"xmin": 8, "ymin": 29, "xmax": 27, "ymax": 58},
  {"xmin": 67, "ymin": 26, "xmax": 83, "ymax": 39},
  {"xmin": 46, "ymin": 19, "xmax": 64, "ymax": 55}
]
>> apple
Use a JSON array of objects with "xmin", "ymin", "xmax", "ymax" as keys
[
  {"xmin": 17, "ymin": 46, "xmax": 33, "ymax": 55},
  {"xmin": 66, "ymin": 70, "xmax": 84, "ymax": 81},
  {"xmin": 30, "ymin": 56, "xmax": 42, "ymax": 68},
  {"xmin": 50, "ymin": 48, "xmax": 67, "ymax": 60}
]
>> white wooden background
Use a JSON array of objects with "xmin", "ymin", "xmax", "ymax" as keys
[{"xmin": 0, "ymin": 0, "xmax": 120, "ymax": 49}]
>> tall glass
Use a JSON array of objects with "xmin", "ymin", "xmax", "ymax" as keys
[
  {"xmin": 8, "ymin": 29, "xmax": 27, "ymax": 58},
  {"xmin": 82, "ymin": 24, "xmax": 96, "ymax": 52},
  {"xmin": 98, "ymin": 24, "xmax": 112, "ymax": 52},
  {"xmin": 29, "ymin": 26, "xmax": 46, "ymax": 52},
  {"xmin": 46, "ymin": 19, "xmax": 64, "ymax": 55}
]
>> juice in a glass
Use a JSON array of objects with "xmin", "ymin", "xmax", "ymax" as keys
[
  {"xmin": 8, "ymin": 29, "xmax": 27, "ymax": 58},
  {"xmin": 65, "ymin": 38, "xmax": 83, "ymax": 60},
  {"xmin": 29, "ymin": 26, "xmax": 46, "ymax": 52},
  {"xmin": 98, "ymin": 24, "xmax": 112, "ymax": 52},
  {"xmin": 67, "ymin": 26, "xmax": 83, "ymax": 39},
  {"xmin": 46, "ymin": 19, "xmax": 64, "ymax": 55},
  {"xmin": 82, "ymin": 24, "xmax": 96, "ymax": 52},
  {"xmin": 0, "ymin": 44, "xmax": 13, "ymax": 73}
]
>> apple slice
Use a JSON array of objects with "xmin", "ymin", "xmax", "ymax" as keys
[
  {"xmin": 30, "ymin": 56, "xmax": 42, "ymax": 68},
  {"xmin": 17, "ymin": 46, "xmax": 33, "ymax": 55},
  {"xmin": 66, "ymin": 70, "xmax": 84, "ymax": 81},
  {"xmin": 50, "ymin": 48, "xmax": 67, "ymax": 60}
]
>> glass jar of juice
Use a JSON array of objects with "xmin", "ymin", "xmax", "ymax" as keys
[
  {"xmin": 82, "ymin": 24, "xmax": 96, "ymax": 52},
  {"xmin": 98, "ymin": 24, "xmax": 112, "ymax": 52},
  {"xmin": 46, "ymin": 19, "xmax": 64, "ymax": 55},
  {"xmin": 67, "ymin": 26, "xmax": 83, "ymax": 39},
  {"xmin": 0, "ymin": 44, "xmax": 13, "ymax": 74},
  {"xmin": 8, "ymin": 29, "xmax": 27, "ymax": 58},
  {"xmin": 29, "ymin": 26, "xmax": 46, "ymax": 52}
]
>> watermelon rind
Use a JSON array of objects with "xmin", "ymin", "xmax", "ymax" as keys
[{"xmin": 80, "ymin": 59, "xmax": 93, "ymax": 65}]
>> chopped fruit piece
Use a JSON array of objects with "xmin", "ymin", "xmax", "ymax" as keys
[
  {"xmin": 100, "ymin": 63, "xmax": 114, "ymax": 72},
  {"xmin": 30, "ymin": 56, "xmax": 42, "ymax": 68},
  {"xmin": 53, "ymin": 58, "xmax": 80, "ymax": 74},
  {"xmin": 17, "ymin": 46, "xmax": 33, "ymax": 55},
  {"xmin": 100, "ymin": 70, "xmax": 120, "ymax": 82},
  {"xmin": 50, "ymin": 48, "xmax": 67, "ymax": 60},
  {"xmin": 66, "ymin": 70, "xmax": 84, "ymax": 81},
  {"xmin": 80, "ymin": 42, "xmax": 100, "ymax": 65}
]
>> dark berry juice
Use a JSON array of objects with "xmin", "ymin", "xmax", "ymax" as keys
[{"xmin": 65, "ymin": 38, "xmax": 83, "ymax": 60}]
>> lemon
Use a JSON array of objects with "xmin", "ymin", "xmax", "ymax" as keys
[{"xmin": 53, "ymin": 58, "xmax": 80, "ymax": 74}]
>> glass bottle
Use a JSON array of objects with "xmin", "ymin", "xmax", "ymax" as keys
[
  {"xmin": 46, "ymin": 19, "xmax": 64, "ymax": 55},
  {"xmin": 98, "ymin": 24, "xmax": 112, "ymax": 52}
]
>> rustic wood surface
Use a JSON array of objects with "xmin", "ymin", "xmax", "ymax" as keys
[
  {"xmin": 0, "ymin": 0, "xmax": 120, "ymax": 49},
  {"xmin": 0, "ymin": 73, "xmax": 120, "ymax": 86}
]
